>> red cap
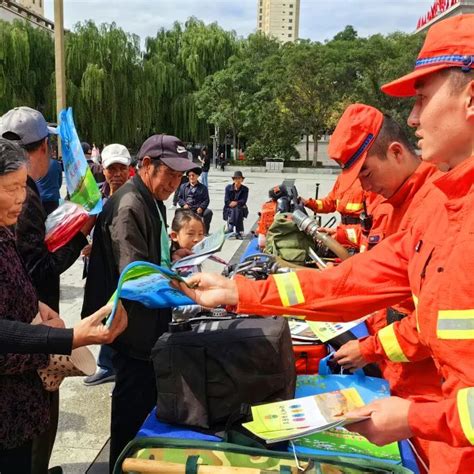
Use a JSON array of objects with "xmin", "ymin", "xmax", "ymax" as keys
[
  {"xmin": 382, "ymin": 14, "xmax": 474, "ymax": 97},
  {"xmin": 328, "ymin": 103, "xmax": 384, "ymax": 193}
]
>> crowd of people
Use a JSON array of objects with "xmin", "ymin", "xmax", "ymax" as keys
[
  {"xmin": 0, "ymin": 12, "xmax": 473, "ymax": 474},
  {"xmin": 0, "ymin": 102, "xmax": 250, "ymax": 473}
]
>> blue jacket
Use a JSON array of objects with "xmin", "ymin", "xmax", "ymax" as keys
[
  {"xmin": 178, "ymin": 182, "xmax": 210, "ymax": 210},
  {"xmin": 35, "ymin": 159, "xmax": 62, "ymax": 202}
]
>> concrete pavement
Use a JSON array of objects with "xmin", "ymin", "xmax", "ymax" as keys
[{"xmin": 50, "ymin": 167, "xmax": 338, "ymax": 473}]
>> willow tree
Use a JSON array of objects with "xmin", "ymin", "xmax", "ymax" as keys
[
  {"xmin": 144, "ymin": 18, "xmax": 238, "ymax": 143},
  {"xmin": 65, "ymin": 21, "xmax": 145, "ymax": 147},
  {"xmin": 0, "ymin": 20, "xmax": 54, "ymax": 117}
]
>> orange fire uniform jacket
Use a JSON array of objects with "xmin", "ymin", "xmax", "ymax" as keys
[
  {"xmin": 305, "ymin": 174, "xmax": 365, "ymax": 216},
  {"xmin": 235, "ymin": 157, "xmax": 474, "ymax": 472},
  {"xmin": 305, "ymin": 175, "xmax": 366, "ymax": 248},
  {"xmin": 359, "ymin": 162, "xmax": 442, "ymax": 401}
]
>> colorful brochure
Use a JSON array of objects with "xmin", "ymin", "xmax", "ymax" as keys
[
  {"xmin": 172, "ymin": 226, "xmax": 226, "ymax": 270},
  {"xmin": 307, "ymin": 316, "xmax": 370, "ymax": 343},
  {"xmin": 107, "ymin": 261, "xmax": 196, "ymax": 325},
  {"xmin": 243, "ymin": 388, "xmax": 368, "ymax": 444},
  {"xmin": 58, "ymin": 108, "xmax": 102, "ymax": 215},
  {"xmin": 288, "ymin": 320, "xmax": 320, "ymax": 343}
]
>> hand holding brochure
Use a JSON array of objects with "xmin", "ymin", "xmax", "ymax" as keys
[
  {"xmin": 243, "ymin": 388, "xmax": 368, "ymax": 444},
  {"xmin": 107, "ymin": 261, "xmax": 196, "ymax": 325}
]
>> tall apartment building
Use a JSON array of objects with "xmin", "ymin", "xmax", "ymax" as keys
[{"xmin": 257, "ymin": 0, "xmax": 300, "ymax": 42}]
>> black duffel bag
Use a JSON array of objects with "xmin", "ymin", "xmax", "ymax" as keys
[{"xmin": 151, "ymin": 316, "xmax": 296, "ymax": 429}]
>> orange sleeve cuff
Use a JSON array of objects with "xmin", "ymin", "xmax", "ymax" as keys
[
  {"xmin": 358, "ymin": 336, "xmax": 384, "ymax": 363},
  {"xmin": 305, "ymin": 198, "xmax": 319, "ymax": 213},
  {"xmin": 235, "ymin": 274, "xmax": 283, "ymax": 316}
]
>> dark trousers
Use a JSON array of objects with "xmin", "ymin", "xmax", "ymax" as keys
[
  {"xmin": 31, "ymin": 391, "xmax": 59, "ymax": 474},
  {"xmin": 199, "ymin": 208, "xmax": 213, "ymax": 234},
  {"xmin": 226, "ymin": 207, "xmax": 246, "ymax": 233},
  {"xmin": 0, "ymin": 439, "xmax": 33, "ymax": 474},
  {"xmin": 109, "ymin": 352, "xmax": 156, "ymax": 473}
]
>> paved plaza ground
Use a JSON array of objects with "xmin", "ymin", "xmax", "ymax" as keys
[{"xmin": 50, "ymin": 167, "xmax": 339, "ymax": 472}]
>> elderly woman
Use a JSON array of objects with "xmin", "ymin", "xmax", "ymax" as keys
[{"xmin": 0, "ymin": 139, "xmax": 126, "ymax": 473}]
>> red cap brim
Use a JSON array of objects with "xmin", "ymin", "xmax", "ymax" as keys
[
  {"xmin": 337, "ymin": 152, "xmax": 366, "ymax": 194},
  {"xmin": 381, "ymin": 64, "xmax": 450, "ymax": 97}
]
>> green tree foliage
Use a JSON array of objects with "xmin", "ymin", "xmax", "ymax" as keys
[
  {"xmin": 144, "ymin": 18, "xmax": 237, "ymax": 143},
  {"xmin": 66, "ymin": 21, "xmax": 144, "ymax": 146},
  {"xmin": 0, "ymin": 20, "xmax": 54, "ymax": 117},
  {"xmin": 0, "ymin": 18, "xmax": 425, "ymax": 159}
]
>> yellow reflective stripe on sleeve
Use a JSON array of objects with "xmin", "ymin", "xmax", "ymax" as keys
[
  {"xmin": 345, "ymin": 202, "xmax": 363, "ymax": 212},
  {"xmin": 457, "ymin": 388, "xmax": 474, "ymax": 445},
  {"xmin": 345, "ymin": 228, "xmax": 358, "ymax": 244},
  {"xmin": 273, "ymin": 272, "xmax": 305, "ymax": 307},
  {"xmin": 412, "ymin": 294, "xmax": 420, "ymax": 332},
  {"xmin": 437, "ymin": 309, "xmax": 474, "ymax": 339},
  {"xmin": 316, "ymin": 200, "xmax": 324, "ymax": 211},
  {"xmin": 378, "ymin": 324, "xmax": 409, "ymax": 362}
]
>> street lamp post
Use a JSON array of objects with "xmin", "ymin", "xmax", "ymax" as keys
[
  {"xmin": 54, "ymin": 0, "xmax": 66, "ymax": 155},
  {"xmin": 212, "ymin": 124, "xmax": 219, "ymax": 169}
]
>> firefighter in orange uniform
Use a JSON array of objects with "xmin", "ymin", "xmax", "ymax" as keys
[
  {"xmin": 301, "ymin": 175, "xmax": 368, "ymax": 248},
  {"xmin": 325, "ymin": 104, "xmax": 441, "ymax": 469},
  {"xmin": 181, "ymin": 15, "xmax": 474, "ymax": 473}
]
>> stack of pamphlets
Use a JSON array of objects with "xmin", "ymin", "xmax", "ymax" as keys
[{"xmin": 243, "ymin": 388, "xmax": 368, "ymax": 444}]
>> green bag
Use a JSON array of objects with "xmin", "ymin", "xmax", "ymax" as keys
[
  {"xmin": 115, "ymin": 436, "xmax": 415, "ymax": 473},
  {"xmin": 265, "ymin": 213, "xmax": 315, "ymax": 264}
]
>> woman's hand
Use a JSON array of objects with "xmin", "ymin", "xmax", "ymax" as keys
[
  {"xmin": 72, "ymin": 301, "xmax": 128, "ymax": 348},
  {"xmin": 38, "ymin": 301, "xmax": 60, "ymax": 322}
]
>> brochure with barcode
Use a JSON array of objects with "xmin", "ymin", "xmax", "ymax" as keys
[{"xmin": 242, "ymin": 388, "xmax": 368, "ymax": 444}]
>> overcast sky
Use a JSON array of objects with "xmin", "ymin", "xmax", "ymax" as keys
[{"xmin": 44, "ymin": 1, "xmax": 434, "ymax": 43}]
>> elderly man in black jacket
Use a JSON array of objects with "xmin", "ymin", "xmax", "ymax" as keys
[
  {"xmin": 177, "ymin": 167, "xmax": 213, "ymax": 233},
  {"xmin": 81, "ymin": 134, "xmax": 196, "ymax": 471}
]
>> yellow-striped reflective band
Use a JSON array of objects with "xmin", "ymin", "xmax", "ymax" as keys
[
  {"xmin": 345, "ymin": 228, "xmax": 358, "ymax": 244},
  {"xmin": 457, "ymin": 388, "xmax": 474, "ymax": 445},
  {"xmin": 437, "ymin": 310, "xmax": 474, "ymax": 339},
  {"xmin": 273, "ymin": 272, "xmax": 305, "ymax": 307},
  {"xmin": 412, "ymin": 294, "xmax": 420, "ymax": 332},
  {"xmin": 345, "ymin": 202, "xmax": 363, "ymax": 212},
  {"xmin": 378, "ymin": 323, "xmax": 409, "ymax": 362},
  {"xmin": 316, "ymin": 200, "xmax": 324, "ymax": 211}
]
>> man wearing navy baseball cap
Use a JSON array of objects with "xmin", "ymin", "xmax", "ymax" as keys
[
  {"xmin": 0, "ymin": 106, "xmax": 58, "ymax": 181},
  {"xmin": 82, "ymin": 133, "xmax": 196, "ymax": 470}
]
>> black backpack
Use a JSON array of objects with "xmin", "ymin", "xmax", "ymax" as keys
[{"xmin": 151, "ymin": 316, "xmax": 296, "ymax": 429}]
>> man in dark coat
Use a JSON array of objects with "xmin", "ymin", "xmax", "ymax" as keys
[
  {"xmin": 81, "ymin": 134, "xmax": 196, "ymax": 471},
  {"xmin": 223, "ymin": 170, "xmax": 249, "ymax": 239},
  {"xmin": 177, "ymin": 167, "xmax": 213, "ymax": 233}
]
